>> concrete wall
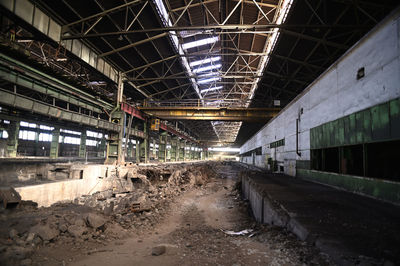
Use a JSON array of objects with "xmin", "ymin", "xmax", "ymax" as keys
[
  {"xmin": 14, "ymin": 165, "xmax": 111, "ymax": 207},
  {"xmin": 240, "ymin": 9, "xmax": 400, "ymax": 176}
]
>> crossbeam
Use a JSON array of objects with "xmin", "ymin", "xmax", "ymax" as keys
[
  {"xmin": 137, "ymin": 107, "xmax": 280, "ymax": 121},
  {"xmin": 61, "ymin": 24, "xmax": 370, "ymax": 40}
]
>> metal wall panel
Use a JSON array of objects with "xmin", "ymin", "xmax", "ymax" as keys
[
  {"xmin": 81, "ymin": 45, "xmax": 90, "ymax": 63},
  {"xmin": 103, "ymin": 62, "xmax": 110, "ymax": 77},
  {"xmin": 390, "ymin": 98, "xmax": 400, "ymax": 138},
  {"xmin": 371, "ymin": 103, "xmax": 390, "ymax": 141},
  {"xmin": 311, "ymin": 98, "xmax": 399, "ymax": 149},
  {"xmin": 97, "ymin": 58, "xmax": 104, "ymax": 73},
  {"xmin": 48, "ymin": 19, "xmax": 61, "ymax": 42},
  {"xmin": 15, "ymin": 0, "xmax": 33, "ymax": 24},
  {"xmin": 0, "ymin": 0, "xmax": 120, "ymax": 84},
  {"xmin": 0, "ymin": 0, "xmax": 14, "ymax": 10},
  {"xmin": 33, "ymin": 7, "xmax": 49, "ymax": 34},
  {"xmin": 72, "ymin": 39, "xmax": 82, "ymax": 58}
]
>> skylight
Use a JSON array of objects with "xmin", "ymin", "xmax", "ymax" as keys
[
  {"xmin": 198, "ymin": 77, "xmax": 220, "ymax": 84},
  {"xmin": 193, "ymin": 64, "xmax": 222, "ymax": 73},
  {"xmin": 201, "ymin": 86, "xmax": 222, "ymax": 93},
  {"xmin": 189, "ymin": 56, "xmax": 221, "ymax": 67},
  {"xmin": 182, "ymin": 36, "xmax": 219, "ymax": 50}
]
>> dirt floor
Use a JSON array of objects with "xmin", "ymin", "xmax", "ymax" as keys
[{"xmin": 1, "ymin": 162, "xmax": 333, "ymax": 266}]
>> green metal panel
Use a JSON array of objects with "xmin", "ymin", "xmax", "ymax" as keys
[
  {"xmin": 310, "ymin": 128, "xmax": 315, "ymax": 149},
  {"xmin": 355, "ymin": 111, "xmax": 364, "ymax": 143},
  {"xmin": 390, "ymin": 98, "xmax": 400, "ymax": 138},
  {"xmin": 338, "ymin": 118, "xmax": 346, "ymax": 146},
  {"xmin": 362, "ymin": 109, "xmax": 372, "ymax": 142},
  {"xmin": 297, "ymin": 169, "xmax": 400, "ymax": 205},
  {"xmin": 349, "ymin": 113, "xmax": 356, "ymax": 145},
  {"xmin": 371, "ymin": 103, "xmax": 390, "ymax": 141}
]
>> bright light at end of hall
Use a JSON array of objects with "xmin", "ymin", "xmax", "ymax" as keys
[
  {"xmin": 182, "ymin": 36, "xmax": 219, "ymax": 50},
  {"xmin": 200, "ymin": 86, "xmax": 222, "ymax": 93},
  {"xmin": 193, "ymin": 63, "xmax": 221, "ymax": 73},
  {"xmin": 189, "ymin": 56, "xmax": 221, "ymax": 67}
]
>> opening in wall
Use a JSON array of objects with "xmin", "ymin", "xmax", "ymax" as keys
[
  {"xmin": 311, "ymin": 140, "xmax": 400, "ymax": 181},
  {"xmin": 342, "ymin": 144, "xmax": 363, "ymax": 176},
  {"xmin": 325, "ymin": 147, "xmax": 339, "ymax": 173},
  {"xmin": 366, "ymin": 140, "xmax": 400, "ymax": 181}
]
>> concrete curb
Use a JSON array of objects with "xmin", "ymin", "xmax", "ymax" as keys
[{"xmin": 240, "ymin": 175, "xmax": 360, "ymax": 265}]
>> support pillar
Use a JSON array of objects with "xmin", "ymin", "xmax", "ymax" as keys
[
  {"xmin": 158, "ymin": 133, "xmax": 167, "ymax": 162},
  {"xmin": 170, "ymin": 137, "xmax": 177, "ymax": 162},
  {"xmin": 178, "ymin": 140, "xmax": 184, "ymax": 161},
  {"xmin": 6, "ymin": 120, "xmax": 19, "ymax": 157},
  {"xmin": 127, "ymin": 140, "xmax": 133, "ymax": 159},
  {"xmin": 79, "ymin": 130, "xmax": 87, "ymax": 158},
  {"xmin": 98, "ymin": 135, "xmax": 106, "ymax": 158},
  {"xmin": 50, "ymin": 127, "xmax": 60, "ymax": 159},
  {"xmin": 135, "ymin": 139, "xmax": 140, "ymax": 163},
  {"xmin": 140, "ymin": 120, "xmax": 149, "ymax": 163},
  {"xmin": 106, "ymin": 108, "xmax": 125, "ymax": 164}
]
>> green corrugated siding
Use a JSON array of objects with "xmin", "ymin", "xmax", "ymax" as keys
[{"xmin": 311, "ymin": 98, "xmax": 400, "ymax": 149}]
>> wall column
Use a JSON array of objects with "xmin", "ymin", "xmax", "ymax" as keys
[
  {"xmin": 50, "ymin": 127, "xmax": 60, "ymax": 159},
  {"xmin": 98, "ymin": 135, "xmax": 106, "ymax": 158},
  {"xmin": 79, "ymin": 129, "xmax": 86, "ymax": 158},
  {"xmin": 6, "ymin": 120, "xmax": 19, "ymax": 157}
]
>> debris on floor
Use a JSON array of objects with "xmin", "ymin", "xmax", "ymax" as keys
[{"xmin": 221, "ymin": 229, "xmax": 254, "ymax": 236}]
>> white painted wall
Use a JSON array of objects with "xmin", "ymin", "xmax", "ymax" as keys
[{"xmin": 240, "ymin": 9, "xmax": 400, "ymax": 175}]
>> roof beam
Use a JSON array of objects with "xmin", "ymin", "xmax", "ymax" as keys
[
  {"xmin": 232, "ymin": 0, "xmax": 277, "ymax": 8},
  {"xmin": 62, "ymin": 24, "xmax": 370, "ymax": 40},
  {"xmin": 281, "ymin": 29, "xmax": 350, "ymax": 50},
  {"xmin": 138, "ymin": 107, "xmax": 280, "ymax": 122},
  {"xmin": 98, "ymin": 33, "xmax": 168, "ymax": 57},
  {"xmin": 123, "ymin": 54, "xmax": 179, "ymax": 74},
  {"xmin": 170, "ymin": 0, "xmax": 218, "ymax": 12},
  {"xmin": 62, "ymin": 0, "xmax": 143, "ymax": 32}
]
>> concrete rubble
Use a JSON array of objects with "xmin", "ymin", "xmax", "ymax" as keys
[{"xmin": 0, "ymin": 162, "xmax": 218, "ymax": 265}]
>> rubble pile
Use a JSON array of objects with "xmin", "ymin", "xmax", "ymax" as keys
[{"xmin": 0, "ymin": 162, "xmax": 217, "ymax": 265}]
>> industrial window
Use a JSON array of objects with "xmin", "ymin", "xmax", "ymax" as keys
[
  {"xmin": 38, "ymin": 133, "xmax": 52, "ymax": 142},
  {"xmin": 39, "ymin": 125, "xmax": 54, "ymax": 131},
  {"xmin": 20, "ymin": 121, "xmax": 36, "ymax": 128},
  {"xmin": 60, "ymin": 129, "xmax": 81, "ymax": 135},
  {"xmin": 86, "ymin": 139, "xmax": 97, "ymax": 146},
  {"xmin": 270, "ymin": 138, "xmax": 285, "ymax": 148},
  {"xmin": 63, "ymin": 136, "xmax": 80, "ymax": 145},
  {"xmin": 19, "ymin": 130, "xmax": 36, "ymax": 140},
  {"xmin": 0, "ymin": 130, "xmax": 8, "ymax": 139},
  {"xmin": 87, "ymin": 130, "xmax": 102, "ymax": 138}
]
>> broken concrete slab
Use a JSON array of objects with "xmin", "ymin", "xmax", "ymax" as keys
[
  {"xmin": 0, "ymin": 187, "xmax": 21, "ymax": 208},
  {"xmin": 29, "ymin": 224, "xmax": 59, "ymax": 241},
  {"xmin": 86, "ymin": 213, "xmax": 107, "ymax": 229}
]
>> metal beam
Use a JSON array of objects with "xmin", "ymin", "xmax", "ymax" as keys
[
  {"xmin": 138, "ymin": 107, "xmax": 280, "ymax": 121},
  {"xmin": 62, "ymin": 0, "xmax": 143, "ymax": 31},
  {"xmin": 281, "ymin": 29, "xmax": 350, "ymax": 50},
  {"xmin": 99, "ymin": 32, "xmax": 168, "ymax": 57},
  {"xmin": 123, "ymin": 54, "xmax": 179, "ymax": 74},
  {"xmin": 232, "ymin": 0, "xmax": 277, "ymax": 8},
  {"xmin": 170, "ymin": 0, "xmax": 217, "ymax": 12},
  {"xmin": 61, "ymin": 24, "xmax": 370, "ymax": 40}
]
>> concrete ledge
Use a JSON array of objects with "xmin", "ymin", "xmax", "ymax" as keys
[
  {"xmin": 297, "ymin": 169, "xmax": 400, "ymax": 205},
  {"xmin": 240, "ymin": 172, "xmax": 400, "ymax": 264}
]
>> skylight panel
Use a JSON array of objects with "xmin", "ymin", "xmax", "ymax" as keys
[
  {"xmin": 193, "ymin": 63, "xmax": 222, "ymax": 73},
  {"xmin": 189, "ymin": 56, "xmax": 221, "ymax": 67},
  {"xmin": 182, "ymin": 36, "xmax": 219, "ymax": 50},
  {"xmin": 201, "ymin": 86, "xmax": 222, "ymax": 93},
  {"xmin": 198, "ymin": 77, "xmax": 220, "ymax": 84}
]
